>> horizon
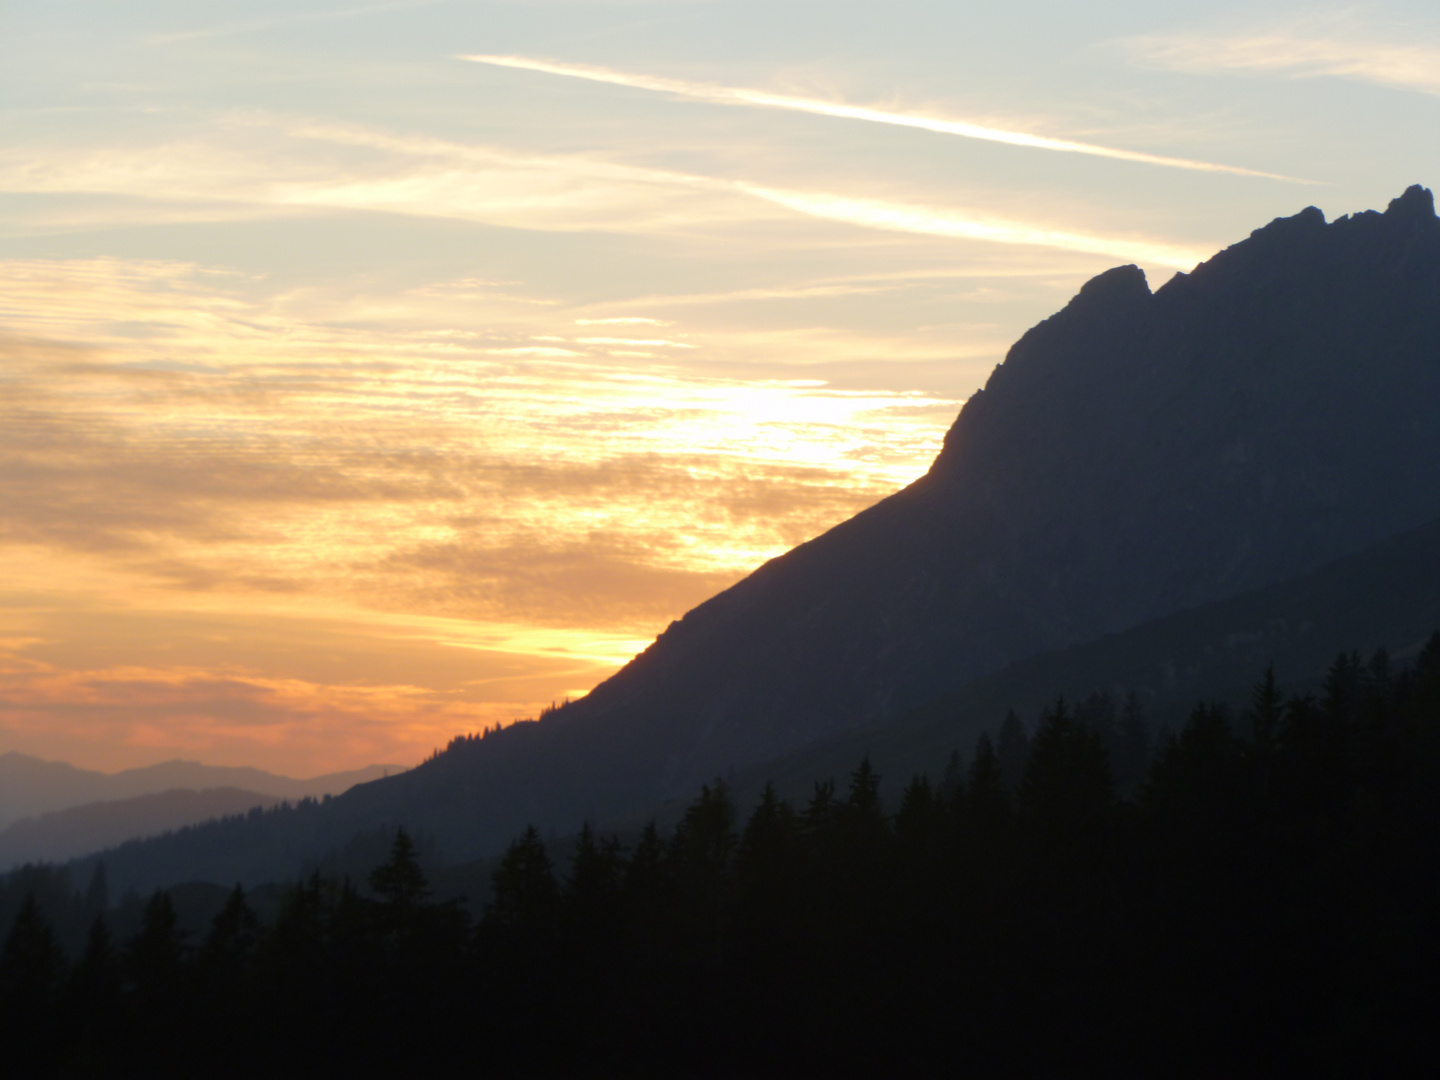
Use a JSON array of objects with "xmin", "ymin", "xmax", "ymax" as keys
[{"xmin": 3, "ymin": 1, "xmax": 1438, "ymax": 774}]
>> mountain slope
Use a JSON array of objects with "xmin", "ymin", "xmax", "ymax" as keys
[
  {"xmin": 727, "ymin": 513, "xmax": 1440, "ymax": 809},
  {"xmin": 60, "ymin": 186, "xmax": 1440, "ymax": 889}
]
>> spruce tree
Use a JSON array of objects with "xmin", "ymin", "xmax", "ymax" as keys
[
  {"xmin": 996, "ymin": 710, "xmax": 1031, "ymax": 792},
  {"xmin": 371, "ymin": 828, "xmax": 430, "ymax": 912},
  {"xmin": 486, "ymin": 825, "xmax": 558, "ymax": 938},
  {"xmin": 0, "ymin": 893, "xmax": 65, "ymax": 1070}
]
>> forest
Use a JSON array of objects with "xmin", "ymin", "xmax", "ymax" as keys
[{"xmin": 3, "ymin": 640, "xmax": 1440, "ymax": 1077}]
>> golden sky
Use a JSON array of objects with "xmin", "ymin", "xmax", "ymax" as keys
[{"xmin": 1, "ymin": 1, "xmax": 1436, "ymax": 773}]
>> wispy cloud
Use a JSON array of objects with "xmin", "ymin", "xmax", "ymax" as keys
[
  {"xmin": 575, "ymin": 317, "xmax": 671, "ymax": 326},
  {"xmin": 736, "ymin": 185, "xmax": 1211, "ymax": 270},
  {"xmin": 0, "ymin": 260, "xmax": 959, "ymax": 623},
  {"xmin": 575, "ymin": 337, "xmax": 694, "ymax": 348},
  {"xmin": 0, "ymin": 116, "xmax": 1215, "ymax": 269},
  {"xmin": 1123, "ymin": 17, "xmax": 1440, "ymax": 97},
  {"xmin": 459, "ymin": 54, "xmax": 1314, "ymax": 183}
]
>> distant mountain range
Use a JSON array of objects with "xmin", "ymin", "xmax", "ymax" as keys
[
  {"xmin": 0, "ymin": 787, "xmax": 292, "ymax": 871},
  {"xmin": 0, "ymin": 755, "xmax": 403, "ymax": 857},
  {"xmin": 39, "ymin": 184, "xmax": 1440, "ymax": 894},
  {"xmin": 0, "ymin": 755, "xmax": 403, "ymax": 828}
]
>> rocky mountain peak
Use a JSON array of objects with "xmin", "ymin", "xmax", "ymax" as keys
[{"xmin": 1386, "ymin": 183, "xmax": 1436, "ymax": 222}]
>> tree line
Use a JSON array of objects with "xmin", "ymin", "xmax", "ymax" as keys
[{"xmin": 4, "ymin": 641, "xmax": 1440, "ymax": 1077}]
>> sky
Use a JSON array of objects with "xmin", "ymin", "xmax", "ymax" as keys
[{"xmin": 1, "ymin": 1, "xmax": 1436, "ymax": 775}]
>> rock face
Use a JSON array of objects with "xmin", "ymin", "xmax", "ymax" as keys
[
  {"xmin": 67, "ymin": 188, "xmax": 1440, "ymax": 888},
  {"xmin": 558, "ymin": 185, "xmax": 1440, "ymax": 794}
]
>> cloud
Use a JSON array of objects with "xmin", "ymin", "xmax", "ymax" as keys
[
  {"xmin": 575, "ymin": 317, "xmax": 671, "ymax": 326},
  {"xmin": 0, "ymin": 119, "xmax": 769, "ymax": 238},
  {"xmin": 1123, "ymin": 17, "xmax": 1440, "ymax": 97},
  {"xmin": 377, "ymin": 531, "xmax": 745, "ymax": 629},
  {"xmin": 460, "ymin": 54, "xmax": 1313, "ymax": 183},
  {"xmin": 0, "ymin": 654, "xmax": 555, "ymax": 774},
  {"xmin": 735, "ymin": 185, "xmax": 1212, "ymax": 270},
  {"xmin": 0, "ymin": 264, "xmax": 957, "ymax": 638},
  {"xmin": 575, "ymin": 337, "xmax": 695, "ymax": 348},
  {"xmin": 0, "ymin": 113, "xmax": 1218, "ymax": 267}
]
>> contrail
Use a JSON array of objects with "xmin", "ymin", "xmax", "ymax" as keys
[
  {"xmin": 460, "ymin": 54, "xmax": 1315, "ymax": 184},
  {"xmin": 736, "ymin": 185, "xmax": 1212, "ymax": 269}
]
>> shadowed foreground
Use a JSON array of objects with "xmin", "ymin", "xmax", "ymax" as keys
[{"xmin": 5, "ymin": 639, "xmax": 1440, "ymax": 1078}]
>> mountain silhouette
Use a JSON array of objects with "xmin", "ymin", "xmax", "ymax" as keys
[
  {"xmin": 55, "ymin": 186, "xmax": 1440, "ymax": 890},
  {"xmin": 543, "ymin": 184, "xmax": 1440, "ymax": 791}
]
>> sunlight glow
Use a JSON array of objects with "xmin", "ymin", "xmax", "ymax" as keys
[{"xmin": 0, "ymin": 257, "xmax": 966, "ymax": 770}]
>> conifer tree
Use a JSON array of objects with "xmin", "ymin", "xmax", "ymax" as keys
[
  {"xmin": 733, "ymin": 783, "xmax": 801, "ymax": 943},
  {"xmin": 371, "ymin": 828, "xmax": 430, "ymax": 911},
  {"xmin": 894, "ymin": 775, "xmax": 942, "ymax": 847},
  {"xmin": 1249, "ymin": 665, "xmax": 1283, "ymax": 757},
  {"xmin": 62, "ymin": 915, "xmax": 123, "ymax": 1064},
  {"xmin": 1112, "ymin": 691, "xmax": 1152, "ymax": 794},
  {"xmin": 1142, "ymin": 703, "xmax": 1250, "ymax": 839},
  {"xmin": 561, "ymin": 823, "xmax": 624, "ymax": 950},
  {"xmin": 939, "ymin": 749, "xmax": 966, "ymax": 803},
  {"xmin": 0, "ymin": 893, "xmax": 65, "ymax": 1069},
  {"xmin": 966, "ymin": 732, "xmax": 1010, "ymax": 824},
  {"xmin": 800, "ymin": 779, "xmax": 837, "ymax": 842},
  {"xmin": 835, "ymin": 758, "xmax": 887, "ymax": 843},
  {"xmin": 1019, "ymin": 698, "xmax": 1115, "ymax": 847},
  {"xmin": 201, "ymin": 884, "xmax": 260, "ymax": 980},
  {"xmin": 486, "ymin": 825, "xmax": 558, "ymax": 937},
  {"xmin": 667, "ymin": 782, "xmax": 737, "ymax": 966},
  {"xmin": 996, "ymin": 710, "xmax": 1031, "ymax": 792},
  {"xmin": 1322, "ymin": 651, "xmax": 1364, "ymax": 725},
  {"xmin": 126, "ymin": 891, "xmax": 185, "ymax": 1000},
  {"xmin": 734, "ymin": 784, "xmax": 799, "ymax": 897},
  {"xmin": 623, "ymin": 821, "xmax": 667, "ymax": 906}
]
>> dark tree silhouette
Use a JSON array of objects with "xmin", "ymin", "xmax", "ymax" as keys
[{"xmin": 370, "ymin": 828, "xmax": 429, "ymax": 911}]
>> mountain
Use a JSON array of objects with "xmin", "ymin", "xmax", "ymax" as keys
[
  {"xmin": 564, "ymin": 184, "xmax": 1440, "ymax": 796},
  {"xmin": 0, "ymin": 788, "xmax": 287, "ymax": 871},
  {"xmin": 57, "ymin": 185, "xmax": 1440, "ymax": 891},
  {"xmin": 0, "ymin": 756, "xmax": 404, "ymax": 829}
]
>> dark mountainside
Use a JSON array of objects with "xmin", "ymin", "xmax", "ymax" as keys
[
  {"xmin": 49, "ymin": 186, "xmax": 1440, "ymax": 889},
  {"xmin": 723, "ymin": 512, "xmax": 1440, "ymax": 814}
]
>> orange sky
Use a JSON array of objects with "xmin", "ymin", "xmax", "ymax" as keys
[
  {"xmin": 0, "ymin": 254, "xmax": 977, "ymax": 771},
  {"xmin": 2, "ymin": 0, "xmax": 1433, "ymax": 774}
]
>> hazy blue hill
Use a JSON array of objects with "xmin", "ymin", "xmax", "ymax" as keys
[
  {"xmin": 0, "ymin": 755, "xmax": 403, "ymax": 828},
  {"xmin": 0, "ymin": 787, "xmax": 288, "ymax": 871},
  {"xmin": 49, "ymin": 186, "xmax": 1440, "ymax": 892}
]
